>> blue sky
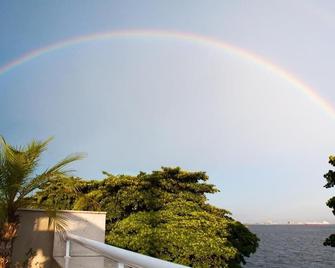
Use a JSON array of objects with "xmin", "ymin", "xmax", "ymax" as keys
[{"xmin": 1, "ymin": 0, "xmax": 335, "ymax": 223}]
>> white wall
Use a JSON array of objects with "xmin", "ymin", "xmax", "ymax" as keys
[{"xmin": 12, "ymin": 208, "xmax": 106, "ymax": 268}]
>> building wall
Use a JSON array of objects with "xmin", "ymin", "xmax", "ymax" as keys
[
  {"xmin": 12, "ymin": 209, "xmax": 106, "ymax": 268},
  {"xmin": 53, "ymin": 210, "xmax": 106, "ymax": 257}
]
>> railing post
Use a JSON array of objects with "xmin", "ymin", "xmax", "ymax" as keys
[
  {"xmin": 64, "ymin": 256, "xmax": 70, "ymax": 268},
  {"xmin": 117, "ymin": 263, "xmax": 124, "ymax": 268},
  {"xmin": 65, "ymin": 240, "xmax": 71, "ymax": 257}
]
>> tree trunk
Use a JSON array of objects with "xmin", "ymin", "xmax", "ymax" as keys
[{"xmin": 0, "ymin": 222, "xmax": 18, "ymax": 268}]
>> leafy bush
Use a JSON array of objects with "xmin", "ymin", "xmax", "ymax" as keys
[{"xmin": 32, "ymin": 167, "xmax": 259, "ymax": 267}]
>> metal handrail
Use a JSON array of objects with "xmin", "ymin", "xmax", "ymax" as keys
[{"xmin": 65, "ymin": 233, "xmax": 189, "ymax": 268}]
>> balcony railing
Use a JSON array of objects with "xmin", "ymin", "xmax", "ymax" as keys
[{"xmin": 63, "ymin": 233, "xmax": 189, "ymax": 268}]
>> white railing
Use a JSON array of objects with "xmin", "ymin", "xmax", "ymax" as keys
[{"xmin": 65, "ymin": 233, "xmax": 189, "ymax": 268}]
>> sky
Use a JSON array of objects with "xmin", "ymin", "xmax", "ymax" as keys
[{"xmin": 1, "ymin": 0, "xmax": 335, "ymax": 223}]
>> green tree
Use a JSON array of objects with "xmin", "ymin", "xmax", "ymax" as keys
[
  {"xmin": 324, "ymin": 155, "xmax": 335, "ymax": 247},
  {"xmin": 34, "ymin": 167, "xmax": 259, "ymax": 267},
  {"xmin": 0, "ymin": 137, "xmax": 83, "ymax": 267}
]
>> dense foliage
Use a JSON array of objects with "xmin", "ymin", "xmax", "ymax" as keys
[
  {"xmin": 33, "ymin": 167, "xmax": 258, "ymax": 267},
  {"xmin": 324, "ymin": 156, "xmax": 335, "ymax": 247}
]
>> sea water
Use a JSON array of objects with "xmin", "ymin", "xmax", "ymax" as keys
[{"xmin": 244, "ymin": 225, "xmax": 335, "ymax": 268}]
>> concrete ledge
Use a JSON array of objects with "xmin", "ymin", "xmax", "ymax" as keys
[{"xmin": 18, "ymin": 208, "xmax": 107, "ymax": 215}]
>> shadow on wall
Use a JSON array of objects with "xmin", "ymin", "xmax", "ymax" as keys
[{"xmin": 12, "ymin": 209, "xmax": 106, "ymax": 268}]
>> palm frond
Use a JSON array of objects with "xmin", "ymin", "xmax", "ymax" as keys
[
  {"xmin": 0, "ymin": 137, "xmax": 54, "ymax": 207},
  {"xmin": 45, "ymin": 153, "xmax": 86, "ymax": 175},
  {"xmin": 0, "ymin": 136, "xmax": 84, "ymax": 225},
  {"xmin": 16, "ymin": 153, "xmax": 85, "ymax": 203}
]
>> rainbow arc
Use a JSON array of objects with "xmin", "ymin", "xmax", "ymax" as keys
[{"xmin": 0, "ymin": 29, "xmax": 333, "ymax": 118}]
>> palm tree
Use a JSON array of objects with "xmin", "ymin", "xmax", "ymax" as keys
[{"xmin": 0, "ymin": 136, "xmax": 83, "ymax": 268}]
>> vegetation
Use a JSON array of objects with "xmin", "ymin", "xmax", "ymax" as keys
[
  {"xmin": 0, "ymin": 137, "xmax": 82, "ymax": 268},
  {"xmin": 323, "ymin": 155, "xmax": 335, "ymax": 247},
  {"xmin": 33, "ymin": 167, "xmax": 259, "ymax": 267}
]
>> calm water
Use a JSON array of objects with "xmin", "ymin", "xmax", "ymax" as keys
[{"xmin": 244, "ymin": 225, "xmax": 335, "ymax": 268}]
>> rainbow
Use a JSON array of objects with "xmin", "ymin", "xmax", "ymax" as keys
[{"xmin": 0, "ymin": 29, "xmax": 334, "ymax": 118}]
